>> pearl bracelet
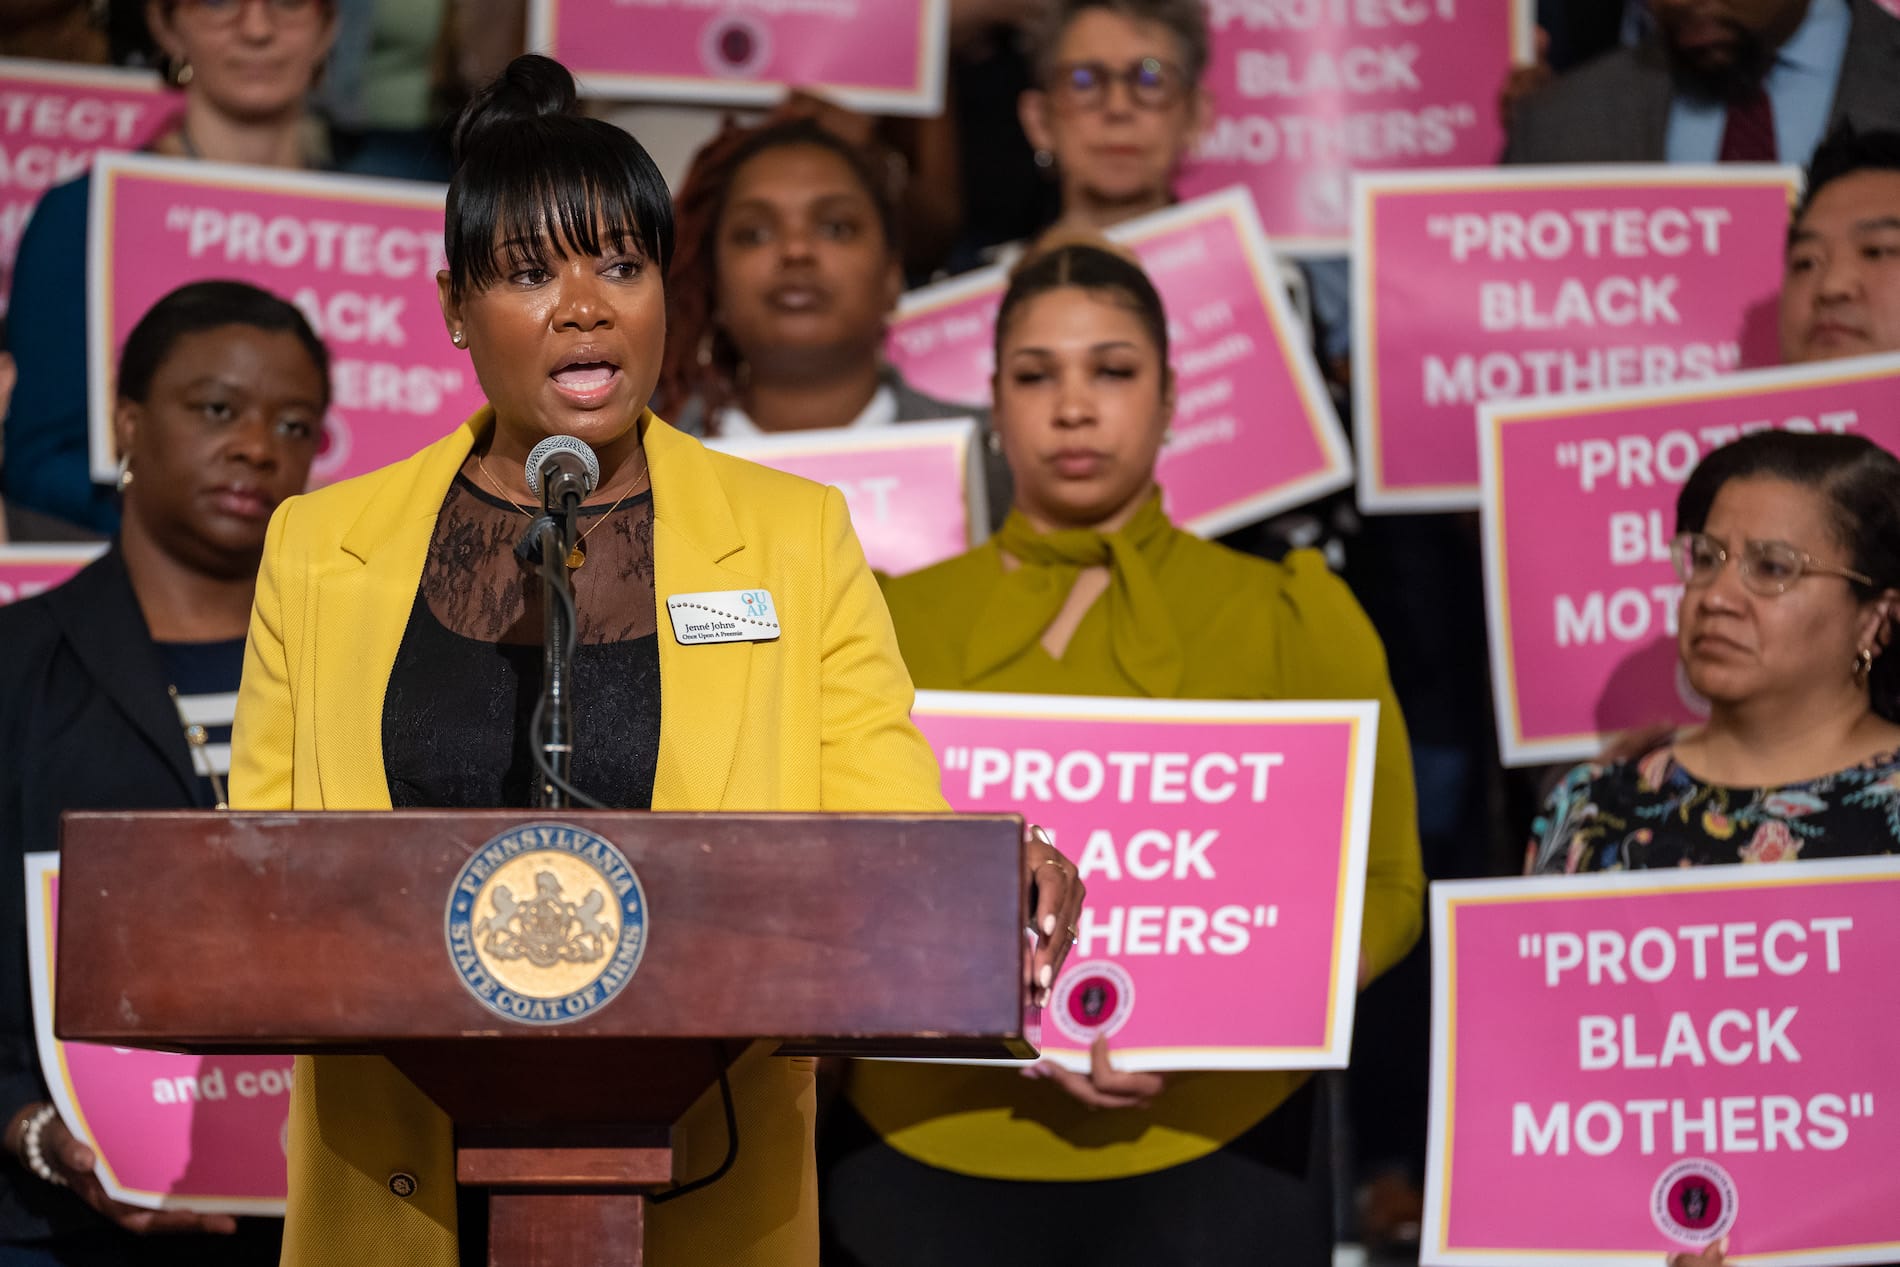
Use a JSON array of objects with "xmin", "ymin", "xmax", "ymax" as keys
[{"xmin": 20, "ymin": 1104, "xmax": 66, "ymax": 1187}]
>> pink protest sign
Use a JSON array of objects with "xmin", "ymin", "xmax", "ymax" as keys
[
  {"xmin": 1, "ymin": 58, "xmax": 177, "ymax": 319},
  {"xmin": 709, "ymin": 418, "xmax": 986, "ymax": 574},
  {"xmin": 87, "ymin": 152, "xmax": 481, "ymax": 488},
  {"xmin": 912, "ymin": 692, "xmax": 1377, "ymax": 1070},
  {"xmin": 888, "ymin": 188, "xmax": 1351, "ymax": 536},
  {"xmin": 1353, "ymin": 166, "xmax": 1798, "ymax": 513},
  {"xmin": 0, "ymin": 543, "xmax": 104, "ymax": 608},
  {"xmin": 528, "ymin": 0, "xmax": 947, "ymax": 115},
  {"xmin": 1480, "ymin": 355, "xmax": 1900, "ymax": 767},
  {"xmin": 26, "ymin": 856, "xmax": 290, "ymax": 1213},
  {"xmin": 1177, "ymin": 0, "xmax": 1532, "ymax": 253},
  {"xmin": 1426, "ymin": 861, "xmax": 1900, "ymax": 1266}
]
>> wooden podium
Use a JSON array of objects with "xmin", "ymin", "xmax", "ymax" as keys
[{"xmin": 55, "ymin": 810, "xmax": 1032, "ymax": 1265}]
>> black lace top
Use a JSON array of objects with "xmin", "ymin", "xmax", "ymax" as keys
[{"xmin": 383, "ymin": 472, "xmax": 662, "ymax": 809}]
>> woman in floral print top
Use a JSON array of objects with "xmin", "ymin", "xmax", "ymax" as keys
[
  {"xmin": 1529, "ymin": 743, "xmax": 1900, "ymax": 873},
  {"xmin": 1530, "ymin": 431, "xmax": 1900, "ymax": 877}
]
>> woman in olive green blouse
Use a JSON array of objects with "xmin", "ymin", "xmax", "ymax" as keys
[{"xmin": 819, "ymin": 242, "xmax": 1425, "ymax": 1265}]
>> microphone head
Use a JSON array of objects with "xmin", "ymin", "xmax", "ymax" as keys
[{"xmin": 524, "ymin": 435, "xmax": 601, "ymax": 498}]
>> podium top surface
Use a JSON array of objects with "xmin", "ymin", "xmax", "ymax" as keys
[{"xmin": 55, "ymin": 810, "xmax": 1030, "ymax": 1058}]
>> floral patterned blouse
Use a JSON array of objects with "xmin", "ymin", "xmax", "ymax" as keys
[{"xmin": 1528, "ymin": 744, "xmax": 1900, "ymax": 874}]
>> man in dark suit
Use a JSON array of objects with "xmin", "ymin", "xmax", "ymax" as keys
[{"xmin": 1505, "ymin": 0, "xmax": 1900, "ymax": 167}]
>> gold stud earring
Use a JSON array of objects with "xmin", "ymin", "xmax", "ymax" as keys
[{"xmin": 1856, "ymin": 646, "xmax": 1877, "ymax": 684}]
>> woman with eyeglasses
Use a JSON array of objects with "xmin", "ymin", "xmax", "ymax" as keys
[
  {"xmin": 1019, "ymin": 0, "xmax": 1212, "ymax": 235},
  {"xmin": 3, "ymin": 0, "xmax": 336, "ymax": 535},
  {"xmin": 1529, "ymin": 430, "xmax": 1900, "ymax": 877}
]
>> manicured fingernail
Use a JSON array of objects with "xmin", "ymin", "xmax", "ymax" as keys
[
  {"xmin": 1038, "ymin": 963, "xmax": 1053, "ymax": 988},
  {"xmin": 1042, "ymin": 914, "xmax": 1056, "ymax": 936}
]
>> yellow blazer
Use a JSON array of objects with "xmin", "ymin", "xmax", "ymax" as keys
[{"xmin": 229, "ymin": 409, "xmax": 947, "ymax": 1266}]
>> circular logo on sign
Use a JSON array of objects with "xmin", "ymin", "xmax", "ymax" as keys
[
  {"xmin": 699, "ymin": 15, "xmax": 771, "ymax": 78},
  {"xmin": 1049, "ymin": 960, "xmax": 1136, "ymax": 1044},
  {"xmin": 1651, "ymin": 1159, "xmax": 1737, "ymax": 1245},
  {"xmin": 445, "ymin": 822, "xmax": 647, "ymax": 1025}
]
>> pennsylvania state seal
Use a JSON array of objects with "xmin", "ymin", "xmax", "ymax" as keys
[{"xmin": 445, "ymin": 822, "xmax": 648, "ymax": 1025}]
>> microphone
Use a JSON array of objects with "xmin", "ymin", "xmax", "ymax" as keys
[{"xmin": 525, "ymin": 435, "xmax": 600, "ymax": 514}]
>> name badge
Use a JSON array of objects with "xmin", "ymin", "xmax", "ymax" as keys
[{"xmin": 666, "ymin": 589, "xmax": 781, "ymax": 646}]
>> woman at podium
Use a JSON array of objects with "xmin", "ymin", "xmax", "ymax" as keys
[{"xmin": 227, "ymin": 55, "xmax": 1082, "ymax": 1267}]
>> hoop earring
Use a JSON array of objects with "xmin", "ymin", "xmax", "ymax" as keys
[
  {"xmin": 1856, "ymin": 646, "xmax": 1877, "ymax": 684},
  {"xmin": 116, "ymin": 457, "xmax": 134, "ymax": 492}
]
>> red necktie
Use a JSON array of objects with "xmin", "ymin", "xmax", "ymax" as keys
[{"xmin": 1719, "ymin": 84, "xmax": 1777, "ymax": 162}]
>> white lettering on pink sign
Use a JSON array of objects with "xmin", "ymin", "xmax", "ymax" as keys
[
  {"xmin": 26, "ymin": 857, "xmax": 291, "ymax": 1213},
  {"xmin": 1427, "ymin": 863, "xmax": 1900, "ymax": 1265},
  {"xmin": 915, "ymin": 692, "xmax": 1377, "ymax": 1071},
  {"xmin": 1353, "ymin": 166, "xmax": 1797, "ymax": 513},
  {"xmin": 0, "ymin": 58, "xmax": 177, "ymax": 318},
  {"xmin": 87, "ymin": 153, "xmax": 483, "ymax": 489},
  {"xmin": 1181, "ymin": 0, "xmax": 1531, "ymax": 251},
  {"xmin": 889, "ymin": 188, "xmax": 1350, "ymax": 536},
  {"xmin": 1479, "ymin": 357, "xmax": 1900, "ymax": 767}
]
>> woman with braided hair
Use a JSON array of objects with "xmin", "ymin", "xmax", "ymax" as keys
[{"xmin": 654, "ymin": 113, "xmax": 1010, "ymax": 523}]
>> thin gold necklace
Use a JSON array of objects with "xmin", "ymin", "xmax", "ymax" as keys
[{"xmin": 474, "ymin": 448, "xmax": 649, "ymax": 569}]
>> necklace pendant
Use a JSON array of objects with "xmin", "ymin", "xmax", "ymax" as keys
[{"xmin": 564, "ymin": 543, "xmax": 586, "ymax": 570}]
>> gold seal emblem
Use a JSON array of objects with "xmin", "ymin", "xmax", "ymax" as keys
[{"xmin": 447, "ymin": 823, "xmax": 648, "ymax": 1024}]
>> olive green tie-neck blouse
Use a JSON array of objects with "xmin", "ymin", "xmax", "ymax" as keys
[{"xmin": 847, "ymin": 505, "xmax": 1426, "ymax": 1181}]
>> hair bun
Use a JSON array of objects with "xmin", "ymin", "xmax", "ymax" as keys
[{"xmin": 452, "ymin": 54, "xmax": 580, "ymax": 167}]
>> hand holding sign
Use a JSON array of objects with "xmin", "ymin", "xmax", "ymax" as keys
[
  {"xmin": 1023, "ymin": 1035, "xmax": 1168, "ymax": 1110},
  {"xmin": 1668, "ymin": 1239, "xmax": 1730, "ymax": 1267},
  {"xmin": 12, "ymin": 1107, "xmax": 238, "ymax": 1236},
  {"xmin": 916, "ymin": 693, "xmax": 1378, "ymax": 1072}
]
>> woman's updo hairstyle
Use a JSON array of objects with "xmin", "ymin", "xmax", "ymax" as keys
[
  {"xmin": 445, "ymin": 55, "xmax": 675, "ymax": 299},
  {"xmin": 993, "ymin": 242, "xmax": 1171, "ymax": 382},
  {"xmin": 1676, "ymin": 430, "xmax": 1900, "ymax": 721}
]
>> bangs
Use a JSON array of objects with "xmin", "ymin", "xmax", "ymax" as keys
[{"xmin": 447, "ymin": 115, "xmax": 675, "ymax": 298}]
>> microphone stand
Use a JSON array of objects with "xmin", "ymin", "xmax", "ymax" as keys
[{"xmin": 518, "ymin": 496, "xmax": 581, "ymax": 809}]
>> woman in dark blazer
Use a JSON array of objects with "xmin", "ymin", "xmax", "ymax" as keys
[{"xmin": 0, "ymin": 281, "xmax": 327, "ymax": 1265}]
